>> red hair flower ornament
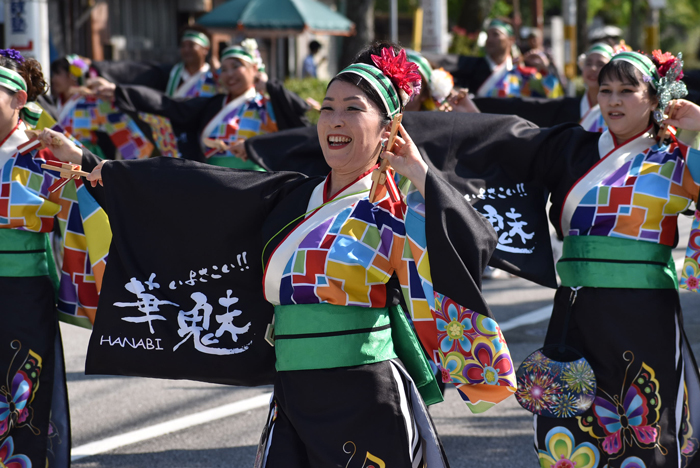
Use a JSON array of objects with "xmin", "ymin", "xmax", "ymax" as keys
[
  {"xmin": 371, "ymin": 48, "xmax": 422, "ymax": 106},
  {"xmin": 650, "ymin": 50, "xmax": 687, "ymax": 123}
]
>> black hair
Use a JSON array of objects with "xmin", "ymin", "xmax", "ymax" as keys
[
  {"xmin": 598, "ymin": 59, "xmax": 657, "ymax": 97},
  {"xmin": 50, "ymin": 57, "xmax": 70, "ymax": 77},
  {"xmin": 309, "ymin": 40, "xmax": 321, "ymax": 53},
  {"xmin": 328, "ymin": 40, "xmax": 402, "ymax": 129},
  {"xmin": 598, "ymin": 59, "xmax": 660, "ymax": 129},
  {"xmin": 0, "ymin": 54, "xmax": 47, "ymax": 101}
]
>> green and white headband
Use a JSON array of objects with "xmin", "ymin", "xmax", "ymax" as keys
[
  {"xmin": 586, "ymin": 43, "xmax": 614, "ymax": 61},
  {"xmin": 221, "ymin": 40, "xmax": 265, "ymax": 72},
  {"xmin": 406, "ymin": 50, "xmax": 432, "ymax": 83},
  {"xmin": 182, "ymin": 30, "xmax": 210, "ymax": 49},
  {"xmin": 337, "ymin": 63, "xmax": 401, "ymax": 117},
  {"xmin": 487, "ymin": 19, "xmax": 514, "ymax": 37},
  {"xmin": 610, "ymin": 51, "xmax": 659, "ymax": 87},
  {"xmin": 0, "ymin": 66, "xmax": 41, "ymax": 127},
  {"xmin": 221, "ymin": 46, "xmax": 255, "ymax": 64}
]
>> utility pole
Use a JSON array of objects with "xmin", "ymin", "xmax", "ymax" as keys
[
  {"xmin": 390, "ymin": 0, "xmax": 398, "ymax": 43},
  {"xmin": 563, "ymin": 0, "xmax": 577, "ymax": 96}
]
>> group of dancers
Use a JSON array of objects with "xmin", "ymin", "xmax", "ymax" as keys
[{"xmin": 3, "ymin": 16, "xmax": 700, "ymax": 468}]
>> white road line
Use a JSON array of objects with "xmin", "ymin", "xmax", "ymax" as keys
[
  {"xmin": 499, "ymin": 305, "xmax": 553, "ymax": 331},
  {"xmin": 499, "ymin": 256, "xmax": 687, "ymax": 332},
  {"xmin": 70, "ymin": 392, "xmax": 272, "ymax": 461}
]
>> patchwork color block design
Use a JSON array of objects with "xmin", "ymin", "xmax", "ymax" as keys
[
  {"xmin": 206, "ymin": 94, "xmax": 277, "ymax": 158},
  {"xmin": 481, "ymin": 67, "xmax": 563, "ymax": 98},
  {"xmin": 60, "ymin": 96, "xmax": 154, "ymax": 160},
  {"xmin": 569, "ymin": 141, "xmax": 700, "ymax": 245},
  {"xmin": 2, "ymin": 138, "xmax": 110, "ymax": 327},
  {"xmin": 272, "ymin": 172, "xmax": 516, "ymax": 413}
]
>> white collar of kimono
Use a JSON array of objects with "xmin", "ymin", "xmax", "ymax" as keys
[
  {"xmin": 486, "ymin": 55, "xmax": 512, "ymax": 72},
  {"xmin": 200, "ymin": 87, "xmax": 257, "ymax": 149},
  {"xmin": 580, "ymin": 93, "xmax": 591, "ymax": 117},
  {"xmin": 262, "ymin": 171, "xmax": 374, "ymax": 305},
  {"xmin": 0, "ymin": 120, "xmax": 28, "ymax": 170},
  {"xmin": 597, "ymin": 126, "xmax": 655, "ymax": 159},
  {"xmin": 174, "ymin": 63, "xmax": 211, "ymax": 98},
  {"xmin": 477, "ymin": 56, "xmax": 513, "ymax": 97},
  {"xmin": 560, "ymin": 127, "xmax": 655, "ymax": 237},
  {"xmin": 57, "ymin": 93, "xmax": 84, "ymax": 126}
]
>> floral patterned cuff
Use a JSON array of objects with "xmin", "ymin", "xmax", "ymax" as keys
[{"xmin": 432, "ymin": 292, "xmax": 516, "ymax": 413}]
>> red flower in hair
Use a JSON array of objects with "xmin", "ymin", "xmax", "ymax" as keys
[
  {"xmin": 652, "ymin": 49, "xmax": 682, "ymax": 79},
  {"xmin": 371, "ymin": 47, "xmax": 422, "ymax": 98}
]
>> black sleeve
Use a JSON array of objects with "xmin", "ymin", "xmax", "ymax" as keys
[
  {"xmin": 425, "ymin": 169, "xmax": 497, "ymax": 316},
  {"xmin": 473, "ymin": 96, "xmax": 581, "ymax": 127},
  {"xmin": 84, "ymin": 158, "xmax": 312, "ymax": 386},
  {"xmin": 81, "ymin": 148, "xmax": 107, "ymax": 208},
  {"xmin": 113, "ymin": 84, "xmax": 215, "ymax": 129},
  {"xmin": 93, "ymin": 60, "xmax": 173, "ymax": 91},
  {"xmin": 265, "ymin": 79, "xmax": 311, "ymax": 130}
]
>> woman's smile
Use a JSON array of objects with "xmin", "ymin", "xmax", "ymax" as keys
[{"xmin": 327, "ymin": 134, "xmax": 352, "ymax": 149}]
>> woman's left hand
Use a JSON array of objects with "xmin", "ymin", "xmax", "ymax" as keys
[
  {"xmin": 381, "ymin": 122, "xmax": 429, "ymax": 197},
  {"xmin": 38, "ymin": 128, "xmax": 83, "ymax": 164},
  {"xmin": 230, "ymin": 139, "xmax": 248, "ymax": 161},
  {"xmin": 662, "ymin": 99, "xmax": 700, "ymax": 132}
]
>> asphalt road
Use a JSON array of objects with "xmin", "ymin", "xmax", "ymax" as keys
[{"xmin": 64, "ymin": 215, "xmax": 700, "ymax": 468}]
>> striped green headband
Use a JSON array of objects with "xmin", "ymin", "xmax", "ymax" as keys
[
  {"xmin": 610, "ymin": 51, "xmax": 659, "ymax": 88},
  {"xmin": 221, "ymin": 45, "xmax": 266, "ymax": 72},
  {"xmin": 337, "ymin": 63, "xmax": 401, "ymax": 117},
  {"xmin": 221, "ymin": 46, "xmax": 255, "ymax": 65},
  {"xmin": 0, "ymin": 66, "xmax": 41, "ymax": 127},
  {"xmin": 406, "ymin": 51, "xmax": 432, "ymax": 83},
  {"xmin": 487, "ymin": 19, "xmax": 514, "ymax": 37},
  {"xmin": 182, "ymin": 30, "xmax": 210, "ymax": 49},
  {"xmin": 586, "ymin": 43, "xmax": 614, "ymax": 60}
]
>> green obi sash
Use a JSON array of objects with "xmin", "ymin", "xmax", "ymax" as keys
[
  {"xmin": 0, "ymin": 228, "xmax": 53, "ymax": 278},
  {"xmin": 557, "ymin": 235, "xmax": 677, "ymax": 289},
  {"xmin": 208, "ymin": 155, "xmax": 265, "ymax": 171},
  {"xmin": 274, "ymin": 303, "xmax": 444, "ymax": 405}
]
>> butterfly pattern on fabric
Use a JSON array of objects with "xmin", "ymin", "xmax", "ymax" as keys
[
  {"xmin": 342, "ymin": 441, "xmax": 387, "ymax": 468},
  {"xmin": 680, "ymin": 383, "xmax": 699, "ymax": 467},
  {"xmin": 577, "ymin": 351, "xmax": 665, "ymax": 461},
  {"xmin": 0, "ymin": 436, "xmax": 31, "ymax": 468},
  {"xmin": 0, "ymin": 341, "xmax": 42, "ymax": 442}
]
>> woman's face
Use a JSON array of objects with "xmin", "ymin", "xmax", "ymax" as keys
[
  {"xmin": 598, "ymin": 72, "xmax": 657, "ymax": 142},
  {"xmin": 51, "ymin": 69, "xmax": 75, "ymax": 97},
  {"xmin": 582, "ymin": 53, "xmax": 610, "ymax": 89},
  {"xmin": 219, "ymin": 58, "xmax": 257, "ymax": 98},
  {"xmin": 317, "ymin": 80, "xmax": 387, "ymax": 176},
  {"xmin": 0, "ymin": 87, "xmax": 23, "ymax": 130}
]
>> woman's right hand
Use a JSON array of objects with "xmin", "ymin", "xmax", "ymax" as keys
[
  {"xmin": 86, "ymin": 77, "xmax": 117, "ymax": 101},
  {"xmin": 87, "ymin": 160, "xmax": 108, "ymax": 187}
]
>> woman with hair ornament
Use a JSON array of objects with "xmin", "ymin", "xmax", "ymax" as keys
[
  {"xmin": 0, "ymin": 48, "xmax": 109, "ymax": 468},
  {"xmin": 76, "ymin": 41, "xmax": 517, "ymax": 467},
  {"xmin": 511, "ymin": 49, "xmax": 700, "ymax": 468}
]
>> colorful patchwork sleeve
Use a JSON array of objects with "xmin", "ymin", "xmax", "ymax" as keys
[
  {"xmin": 391, "ymin": 183, "xmax": 516, "ymax": 413},
  {"xmin": 14, "ymin": 146, "xmax": 111, "ymax": 327},
  {"xmin": 1, "ymin": 149, "xmax": 62, "ymax": 232},
  {"xmin": 47, "ymin": 161, "xmax": 111, "ymax": 328},
  {"xmin": 678, "ymin": 144, "xmax": 700, "ymax": 292},
  {"xmin": 523, "ymin": 72, "xmax": 564, "ymax": 98}
]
